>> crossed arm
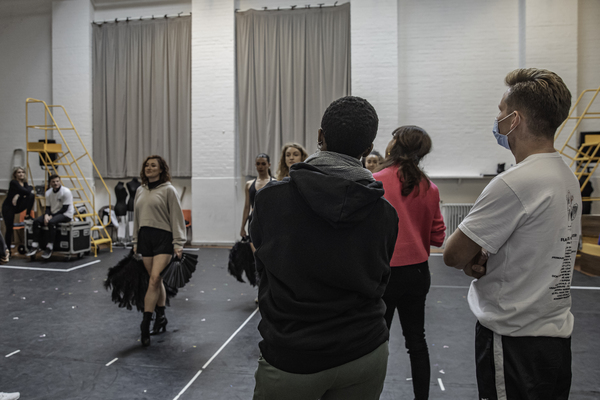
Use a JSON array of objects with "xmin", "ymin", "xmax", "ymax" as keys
[{"xmin": 443, "ymin": 228, "xmax": 488, "ymax": 279}]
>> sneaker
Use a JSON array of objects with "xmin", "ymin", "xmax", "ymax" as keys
[
  {"xmin": 1, "ymin": 249, "xmax": 9, "ymax": 264},
  {"xmin": 25, "ymin": 246, "xmax": 39, "ymax": 257},
  {"xmin": 0, "ymin": 392, "xmax": 20, "ymax": 400},
  {"xmin": 41, "ymin": 248, "xmax": 53, "ymax": 260}
]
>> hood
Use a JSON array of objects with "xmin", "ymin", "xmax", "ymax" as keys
[{"xmin": 289, "ymin": 163, "xmax": 386, "ymax": 229}]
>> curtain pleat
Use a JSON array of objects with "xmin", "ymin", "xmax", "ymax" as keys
[
  {"xmin": 236, "ymin": 4, "xmax": 351, "ymax": 176},
  {"xmin": 92, "ymin": 16, "xmax": 191, "ymax": 178}
]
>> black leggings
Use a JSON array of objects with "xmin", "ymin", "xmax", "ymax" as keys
[
  {"xmin": 32, "ymin": 214, "xmax": 71, "ymax": 247},
  {"xmin": 2, "ymin": 192, "xmax": 35, "ymax": 249},
  {"xmin": 382, "ymin": 261, "xmax": 431, "ymax": 400}
]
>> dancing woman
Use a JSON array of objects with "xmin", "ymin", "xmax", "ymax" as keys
[
  {"xmin": 373, "ymin": 126, "xmax": 446, "ymax": 400},
  {"xmin": 132, "ymin": 155, "xmax": 186, "ymax": 347},
  {"xmin": 240, "ymin": 154, "xmax": 272, "ymax": 239},
  {"xmin": 275, "ymin": 143, "xmax": 308, "ymax": 181},
  {"xmin": 2, "ymin": 167, "xmax": 35, "ymax": 252}
]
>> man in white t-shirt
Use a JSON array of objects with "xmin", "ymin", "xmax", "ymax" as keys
[
  {"xmin": 26, "ymin": 174, "xmax": 74, "ymax": 260},
  {"xmin": 444, "ymin": 68, "xmax": 581, "ymax": 400}
]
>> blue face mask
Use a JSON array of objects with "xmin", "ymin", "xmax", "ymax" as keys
[{"xmin": 493, "ymin": 112, "xmax": 516, "ymax": 150}]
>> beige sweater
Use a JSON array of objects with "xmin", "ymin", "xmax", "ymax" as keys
[{"xmin": 132, "ymin": 182, "xmax": 186, "ymax": 249}]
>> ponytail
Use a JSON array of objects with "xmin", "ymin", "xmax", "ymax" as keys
[{"xmin": 379, "ymin": 126, "xmax": 432, "ymax": 197}]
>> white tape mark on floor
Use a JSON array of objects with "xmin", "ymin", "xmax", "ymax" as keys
[
  {"xmin": 5, "ymin": 350, "xmax": 20, "ymax": 358},
  {"xmin": 105, "ymin": 358, "xmax": 118, "ymax": 366},
  {"xmin": 172, "ymin": 307, "xmax": 260, "ymax": 400},
  {"xmin": 0, "ymin": 259, "xmax": 100, "ymax": 273},
  {"xmin": 431, "ymin": 285, "xmax": 469, "ymax": 289},
  {"xmin": 202, "ymin": 308, "xmax": 260, "ymax": 369},
  {"xmin": 65, "ymin": 260, "xmax": 101, "ymax": 272},
  {"xmin": 172, "ymin": 370, "xmax": 203, "ymax": 400},
  {"xmin": 438, "ymin": 378, "xmax": 445, "ymax": 391}
]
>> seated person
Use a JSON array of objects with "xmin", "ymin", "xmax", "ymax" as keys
[
  {"xmin": 26, "ymin": 175, "xmax": 73, "ymax": 259},
  {"xmin": 2, "ymin": 167, "xmax": 35, "ymax": 252}
]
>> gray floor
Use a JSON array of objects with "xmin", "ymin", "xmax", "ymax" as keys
[{"xmin": 1, "ymin": 248, "xmax": 599, "ymax": 399}]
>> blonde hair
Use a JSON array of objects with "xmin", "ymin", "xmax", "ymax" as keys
[
  {"xmin": 12, "ymin": 167, "xmax": 27, "ymax": 184},
  {"xmin": 504, "ymin": 68, "xmax": 571, "ymax": 138},
  {"xmin": 276, "ymin": 143, "xmax": 308, "ymax": 181}
]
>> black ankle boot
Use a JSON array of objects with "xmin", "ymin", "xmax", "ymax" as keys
[
  {"xmin": 140, "ymin": 311, "xmax": 153, "ymax": 347},
  {"xmin": 151, "ymin": 306, "xmax": 168, "ymax": 335}
]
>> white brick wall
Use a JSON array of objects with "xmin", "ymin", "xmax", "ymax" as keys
[
  {"xmin": 0, "ymin": 0, "xmax": 52, "ymax": 190},
  {"xmin": 191, "ymin": 0, "xmax": 237, "ymax": 244},
  {"xmin": 52, "ymin": 0, "xmax": 94, "ymax": 180},
  {"xmin": 351, "ymin": 0, "xmax": 398, "ymax": 155},
  {"xmin": 398, "ymin": 0, "xmax": 520, "ymax": 178}
]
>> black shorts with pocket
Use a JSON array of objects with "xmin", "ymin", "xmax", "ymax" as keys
[{"xmin": 137, "ymin": 227, "xmax": 174, "ymax": 257}]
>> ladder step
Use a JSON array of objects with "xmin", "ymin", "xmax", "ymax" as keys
[
  {"xmin": 76, "ymin": 213, "xmax": 94, "ymax": 218},
  {"xmin": 92, "ymin": 238, "xmax": 113, "ymax": 245}
]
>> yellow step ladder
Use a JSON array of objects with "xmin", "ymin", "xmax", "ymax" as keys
[
  {"xmin": 25, "ymin": 98, "xmax": 113, "ymax": 256},
  {"xmin": 555, "ymin": 84, "xmax": 600, "ymax": 202}
]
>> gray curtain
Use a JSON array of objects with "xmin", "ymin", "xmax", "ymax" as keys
[
  {"xmin": 92, "ymin": 16, "xmax": 191, "ymax": 178},
  {"xmin": 236, "ymin": 4, "xmax": 351, "ymax": 176}
]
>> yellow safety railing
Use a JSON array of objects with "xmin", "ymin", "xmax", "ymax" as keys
[
  {"xmin": 25, "ymin": 98, "xmax": 113, "ymax": 256},
  {"xmin": 555, "ymin": 84, "xmax": 600, "ymax": 202}
]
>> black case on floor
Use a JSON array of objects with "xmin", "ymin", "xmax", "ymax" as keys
[{"xmin": 25, "ymin": 220, "xmax": 92, "ymax": 256}]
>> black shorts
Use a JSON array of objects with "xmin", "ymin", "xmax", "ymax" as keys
[{"xmin": 137, "ymin": 227, "xmax": 174, "ymax": 257}]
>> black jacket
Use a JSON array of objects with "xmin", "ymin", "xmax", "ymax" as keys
[{"xmin": 250, "ymin": 162, "xmax": 399, "ymax": 374}]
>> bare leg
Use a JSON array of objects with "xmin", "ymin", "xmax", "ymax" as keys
[
  {"xmin": 143, "ymin": 254, "xmax": 171, "ymax": 313},
  {"xmin": 157, "ymin": 281, "xmax": 166, "ymax": 307}
]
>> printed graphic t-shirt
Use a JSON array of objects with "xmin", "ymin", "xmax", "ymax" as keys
[
  {"xmin": 459, "ymin": 152, "xmax": 581, "ymax": 338},
  {"xmin": 45, "ymin": 186, "xmax": 74, "ymax": 219}
]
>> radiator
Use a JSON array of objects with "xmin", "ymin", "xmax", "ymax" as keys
[{"xmin": 441, "ymin": 203, "xmax": 474, "ymax": 247}]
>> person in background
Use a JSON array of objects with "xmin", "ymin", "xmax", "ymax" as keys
[
  {"xmin": 240, "ymin": 153, "xmax": 273, "ymax": 239},
  {"xmin": 133, "ymin": 155, "xmax": 186, "ymax": 347},
  {"xmin": 373, "ymin": 125, "xmax": 446, "ymax": 400},
  {"xmin": 275, "ymin": 143, "xmax": 308, "ymax": 181},
  {"xmin": 363, "ymin": 150, "xmax": 384, "ymax": 173},
  {"xmin": 444, "ymin": 68, "xmax": 580, "ymax": 400},
  {"xmin": 25, "ymin": 175, "xmax": 73, "ymax": 260},
  {"xmin": 251, "ymin": 96, "xmax": 398, "ymax": 400},
  {"xmin": 2, "ymin": 167, "xmax": 35, "ymax": 253}
]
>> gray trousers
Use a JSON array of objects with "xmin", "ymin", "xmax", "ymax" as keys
[{"xmin": 253, "ymin": 341, "xmax": 389, "ymax": 400}]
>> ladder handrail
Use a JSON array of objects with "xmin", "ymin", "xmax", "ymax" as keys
[
  {"xmin": 25, "ymin": 98, "xmax": 113, "ymax": 255},
  {"xmin": 554, "ymin": 85, "xmax": 600, "ymax": 200}
]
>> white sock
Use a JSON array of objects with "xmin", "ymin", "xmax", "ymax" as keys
[
  {"xmin": 32, "ymin": 242, "xmax": 39, "ymax": 248},
  {"xmin": 47, "ymin": 243, "xmax": 53, "ymax": 250}
]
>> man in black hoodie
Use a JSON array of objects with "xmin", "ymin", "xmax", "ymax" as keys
[{"xmin": 250, "ymin": 96, "xmax": 399, "ymax": 400}]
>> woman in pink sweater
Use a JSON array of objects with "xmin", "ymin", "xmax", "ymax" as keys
[{"xmin": 373, "ymin": 125, "xmax": 445, "ymax": 400}]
